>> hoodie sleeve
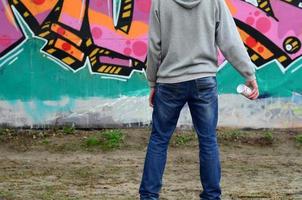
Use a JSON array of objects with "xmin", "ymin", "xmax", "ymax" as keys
[
  {"xmin": 146, "ymin": 0, "xmax": 161, "ymax": 88},
  {"xmin": 215, "ymin": 0, "xmax": 256, "ymax": 81}
]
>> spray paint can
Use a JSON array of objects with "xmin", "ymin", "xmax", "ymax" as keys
[{"xmin": 237, "ymin": 84, "xmax": 252, "ymax": 98}]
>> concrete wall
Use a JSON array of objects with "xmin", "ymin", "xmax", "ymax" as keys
[{"xmin": 0, "ymin": 0, "xmax": 301, "ymax": 128}]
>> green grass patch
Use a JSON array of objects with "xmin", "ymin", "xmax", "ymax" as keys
[
  {"xmin": 295, "ymin": 134, "xmax": 302, "ymax": 145},
  {"xmin": 85, "ymin": 136, "xmax": 101, "ymax": 147},
  {"xmin": 99, "ymin": 129, "xmax": 124, "ymax": 150},
  {"xmin": 41, "ymin": 139, "xmax": 50, "ymax": 145},
  {"xmin": 218, "ymin": 129, "xmax": 275, "ymax": 145},
  {"xmin": 84, "ymin": 129, "xmax": 124, "ymax": 150},
  {"xmin": 174, "ymin": 134, "xmax": 194, "ymax": 146},
  {"xmin": 62, "ymin": 125, "xmax": 75, "ymax": 135},
  {"xmin": 218, "ymin": 129, "xmax": 245, "ymax": 141},
  {"xmin": 262, "ymin": 131, "xmax": 274, "ymax": 144}
]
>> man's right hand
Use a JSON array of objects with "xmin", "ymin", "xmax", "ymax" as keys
[
  {"xmin": 149, "ymin": 88, "xmax": 156, "ymax": 107},
  {"xmin": 245, "ymin": 79, "xmax": 259, "ymax": 100}
]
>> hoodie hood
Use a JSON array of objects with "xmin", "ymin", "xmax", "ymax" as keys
[{"xmin": 173, "ymin": 0, "xmax": 201, "ymax": 9}]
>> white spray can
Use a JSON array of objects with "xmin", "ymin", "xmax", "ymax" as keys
[{"xmin": 237, "ymin": 84, "xmax": 252, "ymax": 98}]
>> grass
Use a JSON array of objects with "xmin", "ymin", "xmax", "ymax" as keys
[
  {"xmin": 70, "ymin": 167, "xmax": 95, "ymax": 179},
  {"xmin": 41, "ymin": 139, "xmax": 50, "ymax": 145},
  {"xmin": 29, "ymin": 129, "xmax": 125, "ymax": 152},
  {"xmin": 228, "ymin": 130, "xmax": 243, "ymax": 140},
  {"xmin": 0, "ymin": 129, "xmax": 6, "ymax": 142},
  {"xmin": 295, "ymin": 134, "xmax": 302, "ymax": 145},
  {"xmin": 172, "ymin": 129, "xmax": 276, "ymax": 147},
  {"xmin": 37, "ymin": 185, "xmax": 81, "ymax": 200},
  {"xmin": 62, "ymin": 125, "xmax": 75, "ymax": 135},
  {"xmin": 0, "ymin": 190, "xmax": 16, "ymax": 200},
  {"xmin": 85, "ymin": 136, "xmax": 101, "ymax": 147},
  {"xmin": 0, "ymin": 128, "xmax": 17, "ymax": 142},
  {"xmin": 100, "ymin": 129, "xmax": 124, "ymax": 149},
  {"xmin": 263, "ymin": 131, "xmax": 274, "ymax": 144},
  {"xmin": 0, "ymin": 128, "xmax": 301, "ymax": 200},
  {"xmin": 218, "ymin": 129, "xmax": 275, "ymax": 145},
  {"xmin": 1, "ymin": 128, "xmax": 297, "ymax": 153},
  {"xmin": 0, "ymin": 128, "xmax": 4, "ymax": 135},
  {"xmin": 174, "ymin": 134, "xmax": 194, "ymax": 146},
  {"xmin": 218, "ymin": 129, "xmax": 245, "ymax": 141},
  {"xmin": 0, "ymin": 128, "xmax": 12, "ymax": 136},
  {"xmin": 84, "ymin": 129, "xmax": 124, "ymax": 150}
]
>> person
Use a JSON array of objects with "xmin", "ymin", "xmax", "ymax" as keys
[{"xmin": 139, "ymin": 0, "xmax": 259, "ymax": 199}]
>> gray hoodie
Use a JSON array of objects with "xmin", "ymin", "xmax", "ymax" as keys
[{"xmin": 146, "ymin": 0, "xmax": 256, "ymax": 87}]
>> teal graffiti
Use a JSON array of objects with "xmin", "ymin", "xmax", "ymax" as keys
[
  {"xmin": 0, "ymin": 37, "xmax": 149, "ymax": 101},
  {"xmin": 217, "ymin": 58, "xmax": 302, "ymax": 97}
]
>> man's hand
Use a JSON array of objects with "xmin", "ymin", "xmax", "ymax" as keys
[
  {"xmin": 149, "ymin": 87, "xmax": 156, "ymax": 107},
  {"xmin": 245, "ymin": 79, "xmax": 259, "ymax": 100}
]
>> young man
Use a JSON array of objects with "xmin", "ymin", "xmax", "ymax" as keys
[{"xmin": 139, "ymin": 0, "xmax": 259, "ymax": 199}]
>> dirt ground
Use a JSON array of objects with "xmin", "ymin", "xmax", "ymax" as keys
[{"xmin": 0, "ymin": 127, "xmax": 301, "ymax": 200}]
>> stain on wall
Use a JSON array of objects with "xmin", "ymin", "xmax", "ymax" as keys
[{"xmin": 0, "ymin": 0, "xmax": 301, "ymax": 127}]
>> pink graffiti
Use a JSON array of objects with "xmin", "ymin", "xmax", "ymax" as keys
[{"xmin": 232, "ymin": 0, "xmax": 302, "ymax": 60}]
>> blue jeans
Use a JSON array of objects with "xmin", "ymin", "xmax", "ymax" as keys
[{"xmin": 139, "ymin": 76, "xmax": 221, "ymax": 200}]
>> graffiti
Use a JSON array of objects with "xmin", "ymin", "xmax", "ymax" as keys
[
  {"xmin": 1, "ymin": 0, "xmax": 301, "ymax": 76},
  {"xmin": 234, "ymin": 0, "xmax": 302, "ymax": 68},
  {"xmin": 0, "ymin": 0, "xmax": 302, "ymax": 127},
  {"xmin": 217, "ymin": 0, "xmax": 302, "ymax": 98},
  {"xmin": 1, "ymin": 0, "xmax": 301, "ymax": 78},
  {"xmin": 0, "ymin": 0, "xmax": 150, "ymax": 78}
]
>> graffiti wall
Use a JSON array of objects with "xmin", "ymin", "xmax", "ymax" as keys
[{"xmin": 0, "ymin": 0, "xmax": 301, "ymax": 128}]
